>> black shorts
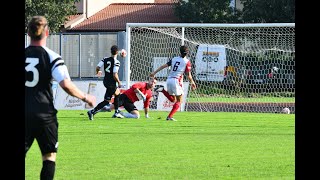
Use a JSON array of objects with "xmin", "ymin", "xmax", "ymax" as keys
[
  {"xmin": 104, "ymin": 86, "xmax": 117, "ymax": 101},
  {"xmin": 25, "ymin": 115, "xmax": 58, "ymax": 156},
  {"xmin": 118, "ymin": 94, "xmax": 138, "ymax": 112}
]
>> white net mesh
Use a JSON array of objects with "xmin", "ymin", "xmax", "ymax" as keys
[{"xmin": 127, "ymin": 23, "xmax": 295, "ymax": 113}]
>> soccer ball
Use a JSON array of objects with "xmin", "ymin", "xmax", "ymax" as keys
[
  {"xmin": 272, "ymin": 66, "xmax": 279, "ymax": 73},
  {"xmin": 119, "ymin": 49, "xmax": 127, "ymax": 58},
  {"xmin": 281, "ymin": 107, "xmax": 290, "ymax": 114}
]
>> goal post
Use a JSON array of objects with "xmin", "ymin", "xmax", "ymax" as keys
[{"xmin": 125, "ymin": 23, "xmax": 295, "ymax": 113}]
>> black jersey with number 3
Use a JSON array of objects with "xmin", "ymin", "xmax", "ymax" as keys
[{"xmin": 25, "ymin": 46, "xmax": 63, "ymax": 123}]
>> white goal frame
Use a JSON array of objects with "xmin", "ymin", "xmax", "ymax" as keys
[{"xmin": 125, "ymin": 23, "xmax": 295, "ymax": 113}]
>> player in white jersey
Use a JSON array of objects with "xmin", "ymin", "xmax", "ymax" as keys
[{"xmin": 150, "ymin": 45, "xmax": 196, "ymax": 121}]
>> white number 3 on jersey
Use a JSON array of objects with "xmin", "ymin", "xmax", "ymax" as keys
[{"xmin": 25, "ymin": 58, "xmax": 39, "ymax": 87}]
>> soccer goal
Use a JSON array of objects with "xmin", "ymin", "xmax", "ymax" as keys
[{"xmin": 125, "ymin": 23, "xmax": 295, "ymax": 113}]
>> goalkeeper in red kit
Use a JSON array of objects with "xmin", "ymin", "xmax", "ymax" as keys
[{"xmin": 100, "ymin": 77, "xmax": 157, "ymax": 118}]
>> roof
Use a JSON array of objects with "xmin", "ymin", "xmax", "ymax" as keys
[
  {"xmin": 66, "ymin": 3, "xmax": 180, "ymax": 32},
  {"xmin": 66, "ymin": 14, "xmax": 82, "ymax": 22},
  {"xmin": 155, "ymin": 0, "xmax": 178, "ymax": 2}
]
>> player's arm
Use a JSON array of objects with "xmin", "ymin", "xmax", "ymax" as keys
[
  {"xmin": 132, "ymin": 83, "xmax": 147, "ymax": 101},
  {"xmin": 52, "ymin": 64, "xmax": 96, "ymax": 107},
  {"xmin": 185, "ymin": 61, "xmax": 196, "ymax": 90},
  {"xmin": 113, "ymin": 72, "xmax": 121, "ymax": 87},
  {"xmin": 133, "ymin": 88, "xmax": 146, "ymax": 101},
  {"xmin": 59, "ymin": 79, "xmax": 95, "ymax": 106},
  {"xmin": 150, "ymin": 63, "xmax": 169, "ymax": 77},
  {"xmin": 143, "ymin": 93, "xmax": 152, "ymax": 118},
  {"xmin": 186, "ymin": 71, "xmax": 196, "ymax": 91},
  {"xmin": 144, "ymin": 107, "xmax": 149, "ymax": 118},
  {"xmin": 96, "ymin": 60, "xmax": 104, "ymax": 77}
]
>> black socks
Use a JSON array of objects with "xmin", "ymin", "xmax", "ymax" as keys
[{"xmin": 40, "ymin": 160, "xmax": 55, "ymax": 180}]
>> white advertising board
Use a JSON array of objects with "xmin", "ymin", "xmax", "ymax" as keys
[
  {"xmin": 195, "ymin": 44, "xmax": 227, "ymax": 82},
  {"xmin": 53, "ymin": 80, "xmax": 189, "ymax": 111}
]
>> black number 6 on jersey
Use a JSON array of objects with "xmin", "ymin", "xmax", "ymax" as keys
[{"xmin": 173, "ymin": 61, "xmax": 180, "ymax": 71}]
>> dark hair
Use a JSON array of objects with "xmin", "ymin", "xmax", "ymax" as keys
[
  {"xmin": 27, "ymin": 16, "xmax": 48, "ymax": 41},
  {"xmin": 180, "ymin": 45, "xmax": 189, "ymax": 57},
  {"xmin": 111, "ymin": 45, "xmax": 119, "ymax": 55}
]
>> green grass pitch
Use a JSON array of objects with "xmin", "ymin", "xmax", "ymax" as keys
[{"xmin": 25, "ymin": 110, "xmax": 295, "ymax": 179}]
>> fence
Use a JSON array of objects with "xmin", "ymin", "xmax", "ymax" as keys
[{"xmin": 25, "ymin": 32, "xmax": 126, "ymax": 79}]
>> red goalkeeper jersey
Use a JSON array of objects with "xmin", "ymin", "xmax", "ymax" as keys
[{"xmin": 123, "ymin": 82, "xmax": 152, "ymax": 108}]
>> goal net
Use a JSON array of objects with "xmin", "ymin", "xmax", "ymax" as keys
[{"xmin": 125, "ymin": 23, "xmax": 295, "ymax": 113}]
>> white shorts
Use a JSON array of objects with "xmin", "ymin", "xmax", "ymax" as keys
[{"xmin": 166, "ymin": 78, "xmax": 183, "ymax": 96}]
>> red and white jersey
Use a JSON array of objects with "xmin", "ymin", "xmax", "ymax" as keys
[{"xmin": 167, "ymin": 56, "xmax": 192, "ymax": 84}]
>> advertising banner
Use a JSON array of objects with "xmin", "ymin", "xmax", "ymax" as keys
[
  {"xmin": 195, "ymin": 44, "xmax": 227, "ymax": 82},
  {"xmin": 53, "ymin": 81, "xmax": 189, "ymax": 111}
]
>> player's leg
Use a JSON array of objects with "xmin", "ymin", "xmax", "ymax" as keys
[
  {"xmin": 166, "ymin": 78, "xmax": 183, "ymax": 121},
  {"xmin": 112, "ymin": 88, "xmax": 123, "ymax": 118},
  {"xmin": 87, "ymin": 88, "xmax": 113, "ymax": 120},
  {"xmin": 98, "ymin": 103, "xmax": 113, "ymax": 112},
  {"xmin": 154, "ymin": 84, "xmax": 175, "ymax": 102},
  {"xmin": 41, "ymin": 153, "xmax": 56, "ymax": 180},
  {"xmin": 87, "ymin": 99, "xmax": 109, "ymax": 120},
  {"xmin": 120, "ymin": 95, "xmax": 140, "ymax": 118},
  {"xmin": 161, "ymin": 89, "xmax": 175, "ymax": 102},
  {"xmin": 37, "ymin": 121, "xmax": 58, "ymax": 180},
  {"xmin": 121, "ymin": 110, "xmax": 140, "ymax": 118},
  {"xmin": 90, "ymin": 99, "xmax": 110, "ymax": 114},
  {"xmin": 167, "ymin": 95, "xmax": 182, "ymax": 121},
  {"xmin": 25, "ymin": 115, "xmax": 35, "ymax": 158},
  {"xmin": 94, "ymin": 88, "xmax": 114, "ymax": 113},
  {"xmin": 114, "ymin": 88, "xmax": 120, "ymax": 112}
]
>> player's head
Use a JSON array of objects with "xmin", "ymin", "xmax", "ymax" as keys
[
  {"xmin": 147, "ymin": 77, "xmax": 157, "ymax": 89},
  {"xmin": 180, "ymin": 45, "xmax": 189, "ymax": 58},
  {"xmin": 111, "ymin": 45, "xmax": 119, "ymax": 55},
  {"xmin": 27, "ymin": 16, "xmax": 49, "ymax": 41}
]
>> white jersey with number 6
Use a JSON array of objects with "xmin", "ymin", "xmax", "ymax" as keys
[{"xmin": 166, "ymin": 56, "xmax": 192, "ymax": 96}]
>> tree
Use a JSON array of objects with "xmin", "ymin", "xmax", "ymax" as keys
[
  {"xmin": 174, "ymin": 0, "xmax": 243, "ymax": 23},
  {"xmin": 25, "ymin": 0, "xmax": 80, "ymax": 33},
  {"xmin": 240, "ymin": 0, "xmax": 295, "ymax": 23},
  {"xmin": 174, "ymin": 0, "xmax": 295, "ymax": 23}
]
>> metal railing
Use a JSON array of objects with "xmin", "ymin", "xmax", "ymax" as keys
[{"xmin": 25, "ymin": 32, "xmax": 126, "ymax": 79}]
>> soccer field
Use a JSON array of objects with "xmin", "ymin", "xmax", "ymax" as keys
[{"xmin": 25, "ymin": 110, "xmax": 295, "ymax": 179}]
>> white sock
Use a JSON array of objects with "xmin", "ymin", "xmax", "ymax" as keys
[{"xmin": 122, "ymin": 112, "xmax": 140, "ymax": 119}]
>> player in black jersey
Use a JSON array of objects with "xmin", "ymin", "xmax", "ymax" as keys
[
  {"xmin": 87, "ymin": 45, "xmax": 126, "ymax": 120},
  {"xmin": 25, "ymin": 16, "xmax": 96, "ymax": 180}
]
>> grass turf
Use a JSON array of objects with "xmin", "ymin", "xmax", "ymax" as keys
[{"xmin": 25, "ymin": 110, "xmax": 295, "ymax": 179}]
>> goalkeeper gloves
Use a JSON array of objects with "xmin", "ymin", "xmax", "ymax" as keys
[{"xmin": 136, "ymin": 89, "xmax": 147, "ymax": 102}]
